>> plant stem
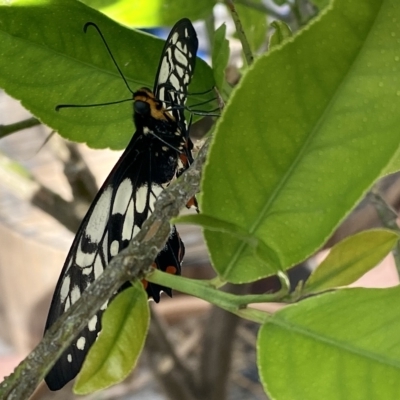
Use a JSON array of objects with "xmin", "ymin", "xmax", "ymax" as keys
[
  {"xmin": 0, "ymin": 117, "xmax": 41, "ymax": 138},
  {"xmin": 225, "ymin": 0, "xmax": 254, "ymax": 66}
]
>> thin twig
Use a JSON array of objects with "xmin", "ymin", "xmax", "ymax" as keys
[
  {"xmin": 225, "ymin": 0, "xmax": 254, "ymax": 66},
  {"xmin": 0, "ymin": 117, "xmax": 41, "ymax": 138},
  {"xmin": 0, "ymin": 138, "xmax": 210, "ymax": 400}
]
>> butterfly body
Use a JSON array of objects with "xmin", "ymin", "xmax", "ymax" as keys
[{"xmin": 45, "ymin": 19, "xmax": 198, "ymax": 391}]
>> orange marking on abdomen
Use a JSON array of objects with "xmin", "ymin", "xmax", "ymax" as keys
[
  {"xmin": 141, "ymin": 279, "xmax": 148, "ymax": 289},
  {"xmin": 186, "ymin": 197, "xmax": 196, "ymax": 208},
  {"xmin": 179, "ymin": 153, "xmax": 189, "ymax": 167},
  {"xmin": 166, "ymin": 266, "xmax": 177, "ymax": 275}
]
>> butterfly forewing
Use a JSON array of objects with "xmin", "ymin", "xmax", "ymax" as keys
[
  {"xmin": 44, "ymin": 19, "xmax": 198, "ymax": 391},
  {"xmin": 154, "ymin": 18, "xmax": 198, "ymax": 126}
]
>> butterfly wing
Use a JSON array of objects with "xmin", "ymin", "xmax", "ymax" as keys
[
  {"xmin": 44, "ymin": 19, "xmax": 198, "ymax": 391},
  {"xmin": 154, "ymin": 19, "xmax": 199, "ymax": 195},
  {"xmin": 154, "ymin": 18, "xmax": 198, "ymax": 125},
  {"xmin": 44, "ymin": 134, "xmax": 171, "ymax": 389}
]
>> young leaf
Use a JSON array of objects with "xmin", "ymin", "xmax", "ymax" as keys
[
  {"xmin": 74, "ymin": 284, "xmax": 149, "ymax": 394},
  {"xmin": 269, "ymin": 21, "xmax": 292, "ymax": 48},
  {"xmin": 258, "ymin": 286, "xmax": 400, "ymax": 400},
  {"xmin": 303, "ymin": 229, "xmax": 399, "ymax": 294},
  {"xmin": 0, "ymin": 0, "xmax": 214, "ymax": 149},
  {"xmin": 200, "ymin": 0, "xmax": 400, "ymax": 283},
  {"xmin": 212, "ymin": 23, "xmax": 230, "ymax": 93}
]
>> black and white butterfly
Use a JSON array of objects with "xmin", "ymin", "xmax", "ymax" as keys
[{"xmin": 44, "ymin": 18, "xmax": 198, "ymax": 391}]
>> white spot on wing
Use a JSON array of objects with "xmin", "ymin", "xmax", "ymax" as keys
[
  {"xmin": 94, "ymin": 254, "xmax": 104, "ymax": 280},
  {"xmin": 112, "ymin": 179, "xmax": 133, "ymax": 215},
  {"xmin": 135, "ymin": 185, "xmax": 148, "ymax": 213},
  {"xmin": 70, "ymin": 285, "xmax": 81, "ymax": 305},
  {"xmin": 67, "ymin": 354, "xmax": 72, "ymax": 363},
  {"xmin": 170, "ymin": 74, "xmax": 180, "ymax": 91},
  {"xmin": 110, "ymin": 240, "xmax": 119, "ymax": 256},
  {"xmin": 60, "ymin": 275, "xmax": 70, "ymax": 303},
  {"xmin": 174, "ymin": 48, "xmax": 188, "ymax": 65},
  {"xmin": 171, "ymin": 32, "xmax": 179, "ymax": 44},
  {"xmin": 82, "ymin": 267, "xmax": 92, "ymax": 276},
  {"xmin": 101, "ymin": 300, "xmax": 108, "ymax": 310},
  {"xmin": 77, "ymin": 337, "xmax": 86, "ymax": 350},
  {"xmin": 158, "ymin": 58, "xmax": 170, "ymax": 84},
  {"xmin": 133, "ymin": 225, "xmax": 140, "ymax": 237},
  {"xmin": 88, "ymin": 315, "xmax": 97, "ymax": 332},
  {"xmin": 75, "ymin": 248, "xmax": 95, "ymax": 268},
  {"xmin": 159, "ymin": 87, "xmax": 165, "ymax": 101},
  {"xmin": 176, "ymin": 65, "xmax": 184, "ymax": 78},
  {"xmin": 85, "ymin": 186, "xmax": 113, "ymax": 243}
]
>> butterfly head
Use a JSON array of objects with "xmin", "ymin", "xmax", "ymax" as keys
[{"xmin": 134, "ymin": 88, "xmax": 175, "ymax": 124}]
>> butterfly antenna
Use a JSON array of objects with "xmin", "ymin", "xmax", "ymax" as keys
[
  {"xmin": 166, "ymin": 102, "xmax": 220, "ymax": 117},
  {"xmin": 56, "ymin": 97, "xmax": 132, "ymax": 111},
  {"xmin": 148, "ymin": 131, "xmax": 182, "ymax": 153},
  {"xmin": 188, "ymin": 86, "xmax": 215, "ymax": 96},
  {"xmin": 84, "ymin": 22, "xmax": 134, "ymax": 95}
]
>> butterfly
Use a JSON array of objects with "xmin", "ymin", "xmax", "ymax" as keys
[{"xmin": 44, "ymin": 18, "xmax": 198, "ymax": 391}]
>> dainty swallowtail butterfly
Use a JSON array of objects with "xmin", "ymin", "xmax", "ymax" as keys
[{"xmin": 44, "ymin": 18, "xmax": 198, "ymax": 391}]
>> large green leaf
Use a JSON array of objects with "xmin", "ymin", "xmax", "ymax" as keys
[
  {"xmin": 201, "ymin": 0, "xmax": 400, "ymax": 283},
  {"xmin": 0, "ymin": 0, "xmax": 214, "ymax": 149},
  {"xmin": 82, "ymin": 0, "xmax": 215, "ymax": 27},
  {"xmin": 258, "ymin": 286, "xmax": 400, "ymax": 400},
  {"xmin": 74, "ymin": 284, "xmax": 149, "ymax": 394}
]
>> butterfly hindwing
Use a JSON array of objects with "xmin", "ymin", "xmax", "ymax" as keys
[{"xmin": 44, "ymin": 19, "xmax": 198, "ymax": 391}]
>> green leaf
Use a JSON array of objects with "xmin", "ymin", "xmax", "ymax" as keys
[
  {"xmin": 74, "ymin": 284, "xmax": 149, "ymax": 394},
  {"xmin": 174, "ymin": 214, "xmax": 259, "ymax": 244},
  {"xmin": 212, "ymin": 23, "xmax": 230, "ymax": 92},
  {"xmin": 304, "ymin": 229, "xmax": 399, "ymax": 294},
  {"xmin": 201, "ymin": 0, "xmax": 400, "ymax": 283},
  {"xmin": 268, "ymin": 20, "xmax": 292, "ymax": 48},
  {"xmin": 81, "ymin": 0, "xmax": 215, "ymax": 27},
  {"xmin": 175, "ymin": 214, "xmax": 281, "ymax": 276},
  {"xmin": 258, "ymin": 286, "xmax": 400, "ymax": 400},
  {"xmin": 0, "ymin": 0, "xmax": 215, "ymax": 149}
]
